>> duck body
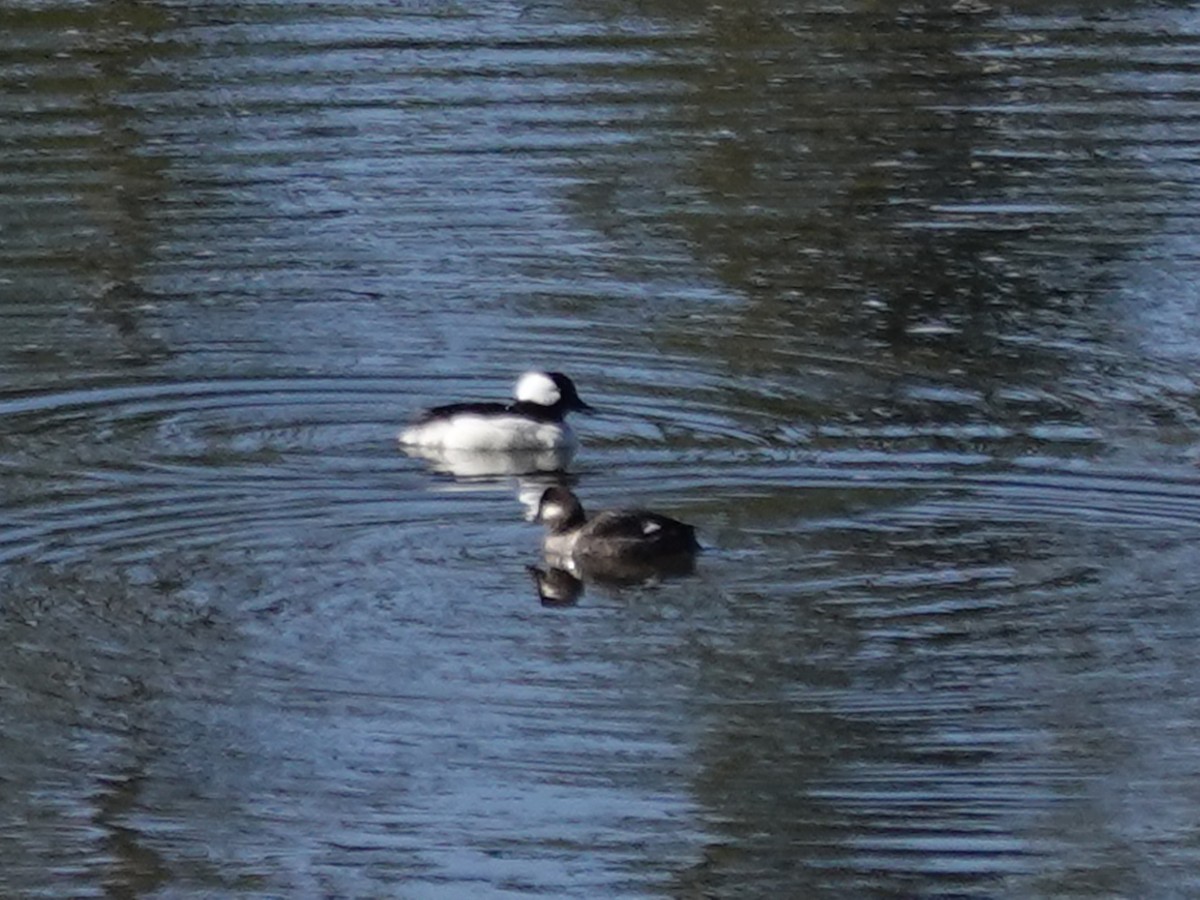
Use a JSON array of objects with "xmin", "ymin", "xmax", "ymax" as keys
[
  {"xmin": 535, "ymin": 486, "xmax": 700, "ymax": 566},
  {"xmin": 401, "ymin": 403, "xmax": 576, "ymax": 452},
  {"xmin": 399, "ymin": 372, "xmax": 593, "ymax": 451}
]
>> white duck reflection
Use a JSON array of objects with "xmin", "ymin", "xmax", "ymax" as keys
[
  {"xmin": 403, "ymin": 445, "xmax": 575, "ymax": 521},
  {"xmin": 401, "ymin": 443, "xmax": 576, "ymax": 480}
]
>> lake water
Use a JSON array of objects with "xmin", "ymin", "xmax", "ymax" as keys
[{"xmin": 4, "ymin": 1, "xmax": 1200, "ymax": 896}]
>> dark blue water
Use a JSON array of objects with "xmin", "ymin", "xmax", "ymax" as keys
[{"xmin": 4, "ymin": 1, "xmax": 1200, "ymax": 896}]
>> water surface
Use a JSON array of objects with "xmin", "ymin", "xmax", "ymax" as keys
[{"xmin": 4, "ymin": 1, "xmax": 1200, "ymax": 896}]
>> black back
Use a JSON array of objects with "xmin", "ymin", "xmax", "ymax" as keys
[
  {"xmin": 414, "ymin": 399, "xmax": 565, "ymax": 425},
  {"xmin": 581, "ymin": 509, "xmax": 700, "ymax": 560}
]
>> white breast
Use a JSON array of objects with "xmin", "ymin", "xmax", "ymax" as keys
[{"xmin": 542, "ymin": 529, "xmax": 581, "ymax": 564}]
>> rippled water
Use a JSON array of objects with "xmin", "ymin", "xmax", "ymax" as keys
[{"xmin": 5, "ymin": 1, "xmax": 1200, "ymax": 896}]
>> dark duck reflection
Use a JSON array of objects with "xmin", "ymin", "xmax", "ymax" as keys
[
  {"xmin": 529, "ymin": 487, "xmax": 700, "ymax": 604},
  {"xmin": 527, "ymin": 564, "xmax": 586, "ymax": 608}
]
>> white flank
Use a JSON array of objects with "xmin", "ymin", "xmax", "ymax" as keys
[
  {"xmin": 406, "ymin": 446, "xmax": 576, "ymax": 480},
  {"xmin": 542, "ymin": 530, "xmax": 580, "ymax": 559},
  {"xmin": 400, "ymin": 414, "xmax": 576, "ymax": 451}
]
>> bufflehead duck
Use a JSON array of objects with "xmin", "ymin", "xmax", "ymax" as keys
[
  {"xmin": 534, "ymin": 486, "xmax": 700, "ymax": 566},
  {"xmin": 399, "ymin": 371, "xmax": 593, "ymax": 452}
]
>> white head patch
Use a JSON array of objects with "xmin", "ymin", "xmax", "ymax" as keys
[
  {"xmin": 642, "ymin": 519, "xmax": 662, "ymax": 535},
  {"xmin": 515, "ymin": 371, "xmax": 561, "ymax": 406}
]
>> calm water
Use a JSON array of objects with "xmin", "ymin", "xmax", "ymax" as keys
[{"xmin": 4, "ymin": 1, "xmax": 1200, "ymax": 896}]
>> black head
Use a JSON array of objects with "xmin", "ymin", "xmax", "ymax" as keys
[
  {"xmin": 535, "ymin": 485, "xmax": 587, "ymax": 533},
  {"xmin": 546, "ymin": 372, "xmax": 594, "ymax": 414}
]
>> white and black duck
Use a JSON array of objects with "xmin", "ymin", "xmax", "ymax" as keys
[{"xmin": 399, "ymin": 371, "xmax": 593, "ymax": 452}]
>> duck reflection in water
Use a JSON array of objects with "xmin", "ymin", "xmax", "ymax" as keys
[
  {"xmin": 529, "ymin": 486, "xmax": 700, "ymax": 606},
  {"xmin": 402, "ymin": 444, "xmax": 576, "ymax": 480},
  {"xmin": 401, "ymin": 444, "xmax": 576, "ymax": 523}
]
